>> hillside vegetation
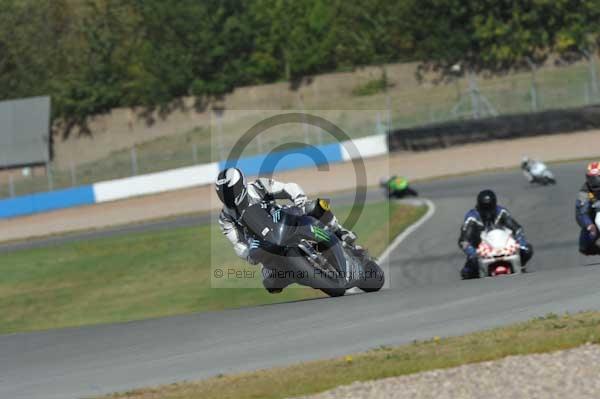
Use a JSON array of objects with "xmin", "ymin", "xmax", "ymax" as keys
[{"xmin": 1, "ymin": 0, "xmax": 599, "ymax": 136}]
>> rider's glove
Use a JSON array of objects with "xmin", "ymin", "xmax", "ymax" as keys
[
  {"xmin": 588, "ymin": 224, "xmax": 598, "ymax": 238},
  {"xmin": 516, "ymin": 236, "xmax": 528, "ymax": 249},
  {"xmin": 465, "ymin": 245, "xmax": 477, "ymax": 259},
  {"xmin": 247, "ymin": 239, "xmax": 262, "ymax": 265},
  {"xmin": 294, "ymin": 194, "xmax": 307, "ymax": 208}
]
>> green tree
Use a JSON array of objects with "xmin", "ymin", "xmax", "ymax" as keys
[
  {"xmin": 408, "ymin": 0, "xmax": 600, "ymax": 78},
  {"xmin": 249, "ymin": 0, "xmax": 337, "ymax": 82},
  {"xmin": 0, "ymin": 0, "xmax": 75, "ymax": 100},
  {"xmin": 51, "ymin": 0, "xmax": 141, "ymax": 136},
  {"xmin": 332, "ymin": 0, "xmax": 415, "ymax": 68}
]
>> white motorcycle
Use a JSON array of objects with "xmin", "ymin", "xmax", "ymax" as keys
[
  {"xmin": 594, "ymin": 202, "xmax": 600, "ymax": 239},
  {"xmin": 524, "ymin": 161, "xmax": 556, "ymax": 186},
  {"xmin": 476, "ymin": 227, "xmax": 523, "ymax": 277}
]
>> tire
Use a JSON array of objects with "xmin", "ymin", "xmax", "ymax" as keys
[
  {"xmin": 358, "ymin": 260, "xmax": 385, "ymax": 292},
  {"xmin": 539, "ymin": 176, "xmax": 556, "ymax": 186},
  {"xmin": 321, "ymin": 288, "xmax": 346, "ymax": 297},
  {"xmin": 406, "ymin": 187, "xmax": 419, "ymax": 197},
  {"xmin": 285, "ymin": 248, "xmax": 346, "ymax": 293}
]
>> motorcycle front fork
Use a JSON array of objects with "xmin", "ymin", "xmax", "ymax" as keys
[{"xmin": 298, "ymin": 240, "xmax": 329, "ymax": 269}]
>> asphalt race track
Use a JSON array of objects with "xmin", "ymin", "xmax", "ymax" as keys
[{"xmin": 3, "ymin": 161, "xmax": 600, "ymax": 399}]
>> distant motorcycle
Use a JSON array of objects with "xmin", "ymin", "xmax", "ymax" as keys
[
  {"xmin": 381, "ymin": 176, "xmax": 418, "ymax": 198},
  {"xmin": 522, "ymin": 160, "xmax": 556, "ymax": 186},
  {"xmin": 476, "ymin": 227, "xmax": 523, "ymax": 277}
]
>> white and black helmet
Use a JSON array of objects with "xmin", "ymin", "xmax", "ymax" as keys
[{"xmin": 215, "ymin": 168, "xmax": 248, "ymax": 210}]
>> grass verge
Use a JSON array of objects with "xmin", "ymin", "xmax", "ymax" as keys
[
  {"xmin": 104, "ymin": 311, "xmax": 600, "ymax": 399},
  {"xmin": 0, "ymin": 201, "xmax": 425, "ymax": 334}
]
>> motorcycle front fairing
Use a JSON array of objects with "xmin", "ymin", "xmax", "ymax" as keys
[
  {"xmin": 241, "ymin": 203, "xmax": 347, "ymax": 274},
  {"xmin": 240, "ymin": 204, "xmax": 279, "ymax": 246},
  {"xmin": 477, "ymin": 227, "xmax": 522, "ymax": 277},
  {"xmin": 530, "ymin": 162, "xmax": 554, "ymax": 181},
  {"xmin": 279, "ymin": 211, "xmax": 347, "ymax": 275}
]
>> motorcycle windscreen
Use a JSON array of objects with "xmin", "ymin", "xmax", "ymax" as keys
[
  {"xmin": 275, "ymin": 212, "xmax": 316, "ymax": 247},
  {"xmin": 240, "ymin": 204, "xmax": 278, "ymax": 242},
  {"xmin": 241, "ymin": 204, "xmax": 306, "ymax": 247}
]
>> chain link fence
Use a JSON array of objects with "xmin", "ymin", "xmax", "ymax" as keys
[{"xmin": 1, "ymin": 59, "xmax": 599, "ymax": 199}]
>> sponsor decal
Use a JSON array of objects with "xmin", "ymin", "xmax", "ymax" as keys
[
  {"xmin": 311, "ymin": 225, "xmax": 331, "ymax": 242},
  {"xmin": 272, "ymin": 209, "xmax": 281, "ymax": 223}
]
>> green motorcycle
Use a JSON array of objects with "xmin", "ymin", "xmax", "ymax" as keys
[{"xmin": 380, "ymin": 176, "xmax": 418, "ymax": 198}]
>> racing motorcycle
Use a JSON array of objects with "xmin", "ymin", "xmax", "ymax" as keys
[
  {"xmin": 524, "ymin": 161, "xmax": 556, "ymax": 186},
  {"xmin": 476, "ymin": 227, "xmax": 523, "ymax": 277},
  {"xmin": 381, "ymin": 176, "xmax": 418, "ymax": 198},
  {"xmin": 241, "ymin": 199, "xmax": 384, "ymax": 297}
]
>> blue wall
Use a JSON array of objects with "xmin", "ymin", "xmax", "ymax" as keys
[
  {"xmin": 219, "ymin": 142, "xmax": 343, "ymax": 176},
  {"xmin": 0, "ymin": 186, "xmax": 96, "ymax": 219},
  {"xmin": 0, "ymin": 141, "xmax": 352, "ymax": 219}
]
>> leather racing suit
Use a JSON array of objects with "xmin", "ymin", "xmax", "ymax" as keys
[
  {"xmin": 458, "ymin": 206, "xmax": 533, "ymax": 278},
  {"xmin": 218, "ymin": 177, "xmax": 354, "ymax": 289},
  {"xmin": 575, "ymin": 183, "xmax": 600, "ymax": 255}
]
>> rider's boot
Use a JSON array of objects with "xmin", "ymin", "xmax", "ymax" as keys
[
  {"xmin": 328, "ymin": 216, "xmax": 363, "ymax": 253},
  {"xmin": 461, "ymin": 258, "xmax": 479, "ymax": 280},
  {"xmin": 578, "ymin": 228, "xmax": 600, "ymax": 256},
  {"xmin": 328, "ymin": 216, "xmax": 352, "ymax": 242},
  {"xmin": 261, "ymin": 266, "xmax": 290, "ymax": 294}
]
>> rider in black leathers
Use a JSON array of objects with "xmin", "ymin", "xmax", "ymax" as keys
[
  {"xmin": 458, "ymin": 189, "xmax": 534, "ymax": 279},
  {"xmin": 576, "ymin": 162, "xmax": 600, "ymax": 255},
  {"xmin": 215, "ymin": 167, "xmax": 357, "ymax": 292}
]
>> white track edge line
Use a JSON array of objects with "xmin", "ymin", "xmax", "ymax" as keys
[
  {"xmin": 345, "ymin": 198, "xmax": 436, "ymax": 295},
  {"xmin": 378, "ymin": 198, "xmax": 436, "ymax": 264}
]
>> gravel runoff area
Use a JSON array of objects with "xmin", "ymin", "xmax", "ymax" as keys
[
  {"xmin": 2, "ymin": 129, "xmax": 600, "ymax": 242},
  {"xmin": 296, "ymin": 344, "xmax": 600, "ymax": 399}
]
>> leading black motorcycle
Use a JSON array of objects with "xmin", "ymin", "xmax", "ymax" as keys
[{"xmin": 241, "ymin": 199, "xmax": 385, "ymax": 297}]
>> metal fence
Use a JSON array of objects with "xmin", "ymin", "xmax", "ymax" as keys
[{"xmin": 1, "ymin": 59, "xmax": 599, "ymax": 199}]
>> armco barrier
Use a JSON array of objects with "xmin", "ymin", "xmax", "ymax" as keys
[
  {"xmin": 341, "ymin": 134, "xmax": 387, "ymax": 161},
  {"xmin": 388, "ymin": 105, "xmax": 600, "ymax": 152},
  {"xmin": 219, "ymin": 142, "xmax": 343, "ymax": 175},
  {"xmin": 0, "ymin": 135, "xmax": 388, "ymax": 219},
  {"xmin": 0, "ymin": 185, "xmax": 95, "ymax": 219},
  {"xmin": 93, "ymin": 162, "xmax": 220, "ymax": 203}
]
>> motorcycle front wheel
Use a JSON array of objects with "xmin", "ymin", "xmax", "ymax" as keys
[
  {"xmin": 285, "ymin": 248, "xmax": 347, "ymax": 297},
  {"xmin": 358, "ymin": 260, "xmax": 385, "ymax": 292},
  {"xmin": 406, "ymin": 187, "xmax": 419, "ymax": 197}
]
